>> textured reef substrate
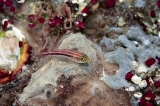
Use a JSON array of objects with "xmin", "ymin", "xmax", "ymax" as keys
[{"xmin": 0, "ymin": 0, "xmax": 160, "ymax": 106}]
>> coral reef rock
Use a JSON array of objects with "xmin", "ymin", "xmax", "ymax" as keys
[
  {"xmin": 18, "ymin": 33, "xmax": 97, "ymax": 103},
  {"xmin": 100, "ymin": 26, "xmax": 160, "ymax": 89},
  {"xmin": 101, "ymin": 48, "xmax": 134, "ymax": 89}
]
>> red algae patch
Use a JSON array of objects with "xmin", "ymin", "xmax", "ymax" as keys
[
  {"xmin": 106, "ymin": 0, "xmax": 116, "ymax": 8},
  {"xmin": 145, "ymin": 58, "xmax": 156, "ymax": 67},
  {"xmin": 125, "ymin": 72, "xmax": 134, "ymax": 81}
]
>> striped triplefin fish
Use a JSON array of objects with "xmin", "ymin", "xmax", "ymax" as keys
[{"xmin": 42, "ymin": 49, "xmax": 89, "ymax": 63}]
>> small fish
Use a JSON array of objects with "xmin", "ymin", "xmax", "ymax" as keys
[{"xmin": 42, "ymin": 49, "xmax": 89, "ymax": 63}]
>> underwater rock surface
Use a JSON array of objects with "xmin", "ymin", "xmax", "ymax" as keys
[
  {"xmin": 99, "ymin": 26, "xmax": 160, "ymax": 89},
  {"xmin": 101, "ymin": 48, "xmax": 135, "ymax": 89},
  {"xmin": 18, "ymin": 33, "xmax": 97, "ymax": 103}
]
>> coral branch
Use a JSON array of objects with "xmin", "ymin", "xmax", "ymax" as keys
[
  {"xmin": 40, "ymin": 23, "xmax": 49, "ymax": 53},
  {"xmin": 61, "ymin": 1, "xmax": 73, "ymax": 30},
  {"xmin": 41, "ymin": 36, "xmax": 49, "ymax": 52},
  {"xmin": 42, "ymin": 23, "xmax": 47, "ymax": 37}
]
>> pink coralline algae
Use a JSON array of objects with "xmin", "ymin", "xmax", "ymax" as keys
[
  {"xmin": 49, "ymin": 17, "xmax": 63, "ymax": 27},
  {"xmin": 28, "ymin": 14, "xmax": 35, "ymax": 21},
  {"xmin": 54, "ymin": 17, "xmax": 63, "ymax": 25},
  {"xmin": 81, "ymin": 7, "xmax": 90, "ymax": 15},
  {"xmin": 0, "ymin": 0, "xmax": 15, "ymax": 12},
  {"xmin": 150, "ymin": 10, "xmax": 156, "ymax": 18},
  {"xmin": 2, "ymin": 21, "xmax": 8, "ymax": 29},
  {"xmin": 125, "ymin": 72, "xmax": 133, "ymax": 80},
  {"xmin": 0, "ymin": 0, "xmax": 6, "ymax": 3},
  {"xmin": 145, "ymin": 58, "xmax": 156, "ymax": 67},
  {"xmin": 106, "ymin": 0, "xmax": 116, "ymax": 8},
  {"xmin": 157, "ymin": 0, "xmax": 160, "ymax": 7},
  {"xmin": 49, "ymin": 19, "xmax": 56, "ymax": 27},
  {"xmin": 28, "ymin": 23, "xmax": 35, "ymax": 28},
  {"xmin": 154, "ymin": 81, "xmax": 160, "ymax": 88},
  {"xmin": 158, "ymin": 58, "xmax": 160, "ymax": 64},
  {"xmin": 145, "ymin": 102, "xmax": 153, "ymax": 106},
  {"xmin": 77, "ymin": 21, "xmax": 85, "ymax": 29},
  {"xmin": 5, "ymin": 0, "xmax": 12, "ymax": 7},
  {"xmin": 91, "ymin": 0, "xmax": 98, "ymax": 4},
  {"xmin": 38, "ymin": 17, "xmax": 45, "ymax": 24},
  {"xmin": 140, "ymin": 91, "xmax": 156, "ymax": 106},
  {"xmin": 19, "ymin": 41, "xmax": 23, "ymax": 48}
]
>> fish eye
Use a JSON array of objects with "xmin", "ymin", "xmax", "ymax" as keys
[
  {"xmin": 80, "ymin": 57, "xmax": 85, "ymax": 61},
  {"xmin": 80, "ymin": 54, "xmax": 89, "ymax": 62}
]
